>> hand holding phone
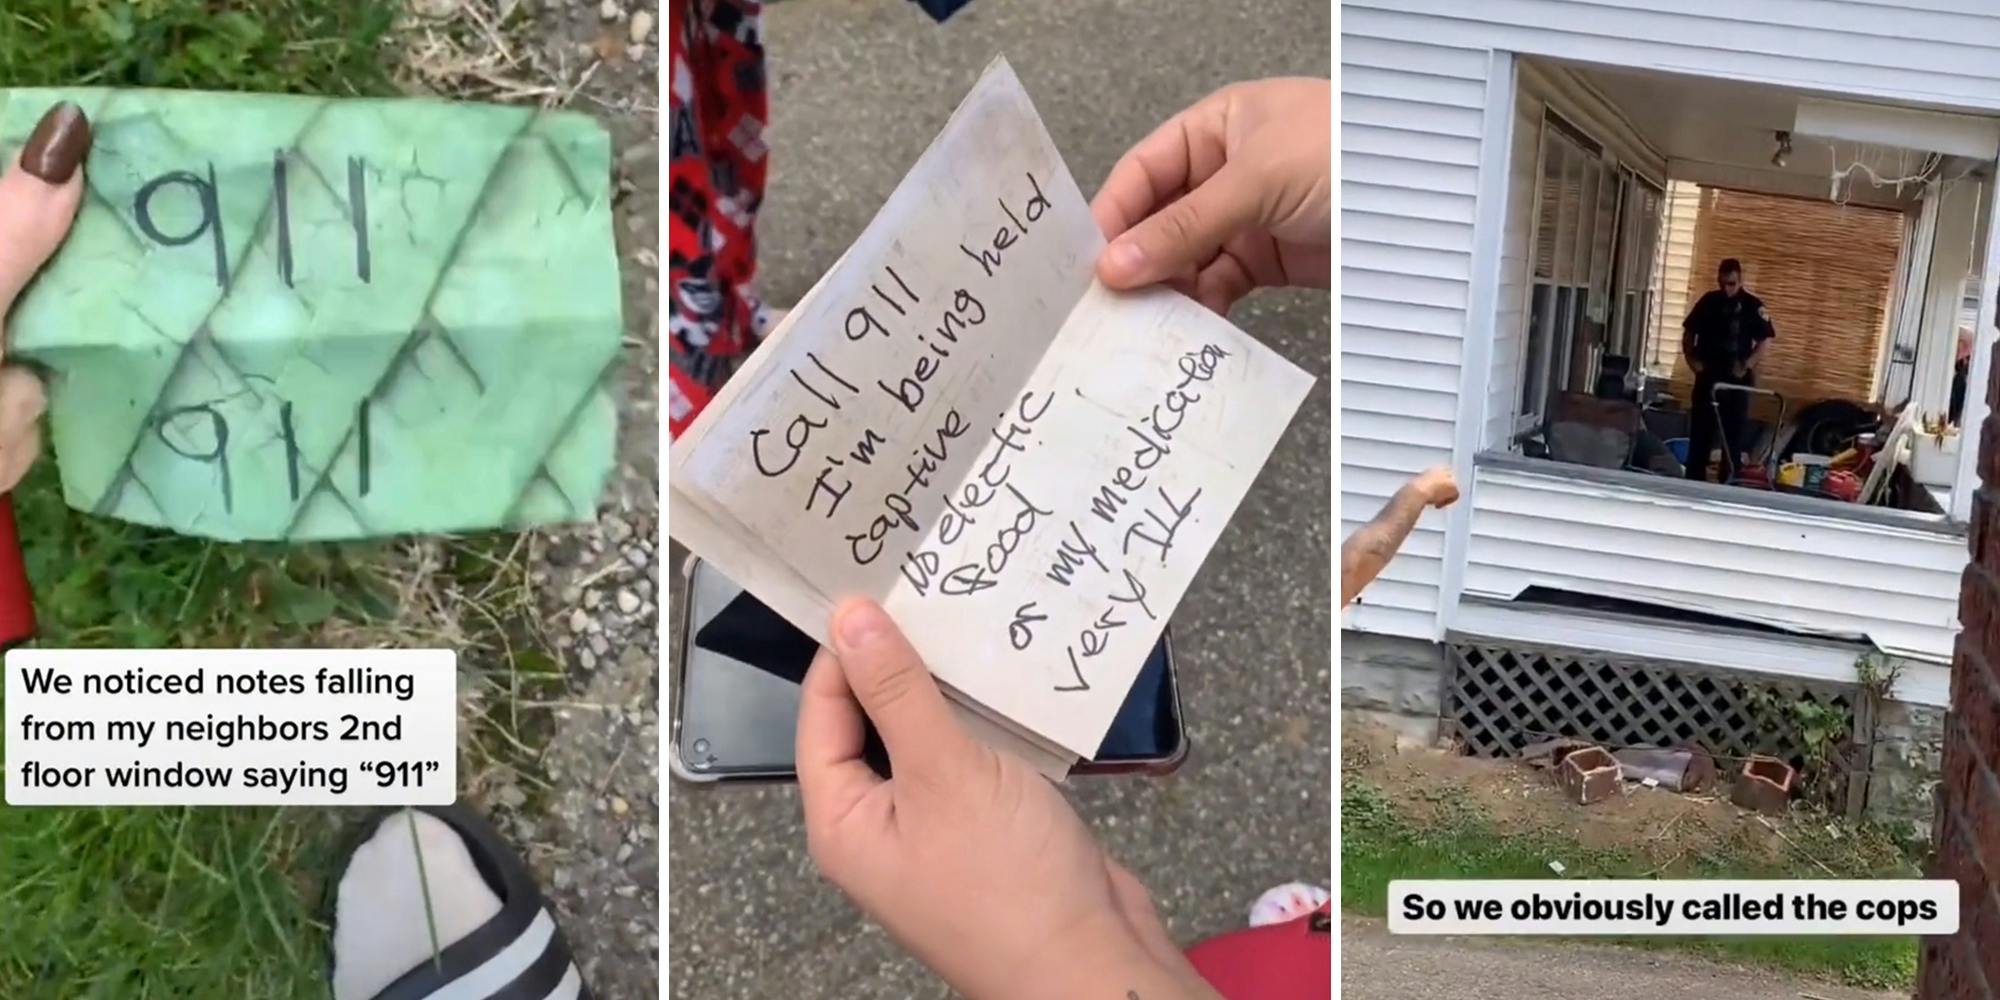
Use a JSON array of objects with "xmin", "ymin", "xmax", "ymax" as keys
[
  {"xmin": 797, "ymin": 599, "xmax": 1221, "ymax": 1000},
  {"xmin": 672, "ymin": 558, "xmax": 1185, "ymax": 781}
]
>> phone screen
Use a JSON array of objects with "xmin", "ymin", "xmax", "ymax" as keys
[{"xmin": 674, "ymin": 560, "xmax": 1183, "ymax": 780}]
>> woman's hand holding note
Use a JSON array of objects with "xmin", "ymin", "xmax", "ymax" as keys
[{"xmin": 1091, "ymin": 78, "xmax": 1332, "ymax": 315}]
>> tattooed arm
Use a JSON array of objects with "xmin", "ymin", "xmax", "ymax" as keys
[{"xmin": 1341, "ymin": 466, "xmax": 1459, "ymax": 608}]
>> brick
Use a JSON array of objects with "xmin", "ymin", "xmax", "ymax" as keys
[
  {"xmin": 1933, "ymin": 956, "xmax": 1966, "ymax": 1000},
  {"xmin": 1938, "ymin": 933, "xmax": 1992, "ymax": 1000},
  {"xmin": 1978, "ymin": 634, "xmax": 2000, "ymax": 712},
  {"xmin": 1982, "ymin": 413, "xmax": 2000, "ymax": 486},
  {"xmin": 1958, "ymin": 662, "xmax": 2000, "ymax": 782},
  {"xmin": 1926, "ymin": 764, "xmax": 2000, "ymax": 1000},
  {"xmin": 1919, "ymin": 939, "xmax": 1950, "ymax": 1000},
  {"xmin": 1732, "ymin": 755, "xmax": 1796, "ymax": 816},
  {"xmin": 1967, "ymin": 642, "xmax": 1994, "ymax": 708},
  {"xmin": 1934, "ymin": 775, "xmax": 1949, "ymax": 857},
  {"xmin": 1935, "ymin": 803, "xmax": 1973, "ymax": 878},
  {"xmin": 1973, "ymin": 892, "xmax": 2000, "ymax": 998},
  {"xmin": 1985, "ymin": 393, "xmax": 2000, "ymax": 472},
  {"xmin": 1980, "ymin": 615, "xmax": 2000, "ymax": 691},
  {"xmin": 1944, "ymin": 722, "xmax": 1979, "ymax": 808},
  {"xmin": 1928, "ymin": 359, "xmax": 2000, "ymax": 1000},
  {"xmin": 1962, "ymin": 569, "xmax": 1996, "ymax": 654},
  {"xmin": 1953, "ymin": 853, "xmax": 1985, "ymax": 926},
  {"xmin": 1971, "ymin": 763, "xmax": 2000, "ymax": 890},
  {"xmin": 1958, "ymin": 640, "xmax": 1982, "ymax": 711},
  {"xmin": 1976, "ymin": 489, "xmax": 2000, "ymax": 567},
  {"xmin": 1556, "ymin": 746, "xmax": 1621, "ymax": 805},
  {"xmin": 1974, "ymin": 655, "xmax": 2000, "ymax": 750},
  {"xmin": 1984, "ymin": 340, "xmax": 2000, "ymax": 410}
]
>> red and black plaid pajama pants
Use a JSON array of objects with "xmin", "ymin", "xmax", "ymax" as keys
[{"xmin": 668, "ymin": 0, "xmax": 768, "ymax": 439}]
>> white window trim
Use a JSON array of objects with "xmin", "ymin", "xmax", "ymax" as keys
[
  {"xmin": 1511, "ymin": 113, "xmax": 1571, "ymax": 437},
  {"xmin": 1506, "ymin": 90, "xmax": 1551, "ymax": 443},
  {"xmin": 1950, "ymin": 176, "xmax": 2000, "ymax": 523},
  {"xmin": 1510, "ymin": 110, "xmax": 1650, "ymax": 440},
  {"xmin": 1438, "ymin": 48, "xmax": 1518, "ymax": 637}
]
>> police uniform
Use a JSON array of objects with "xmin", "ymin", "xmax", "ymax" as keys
[{"xmin": 1681, "ymin": 288, "xmax": 1775, "ymax": 482}]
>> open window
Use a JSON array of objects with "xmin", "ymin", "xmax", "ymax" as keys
[
  {"xmin": 1517, "ymin": 113, "xmax": 1630, "ymax": 437},
  {"xmin": 1495, "ymin": 59, "xmax": 2000, "ymax": 524}
]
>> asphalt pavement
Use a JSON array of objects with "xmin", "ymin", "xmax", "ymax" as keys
[
  {"xmin": 667, "ymin": 1, "xmax": 1332, "ymax": 996},
  {"xmin": 1342, "ymin": 919, "xmax": 1903, "ymax": 1000}
]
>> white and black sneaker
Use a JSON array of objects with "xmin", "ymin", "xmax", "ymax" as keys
[{"xmin": 328, "ymin": 805, "xmax": 590, "ymax": 1000}]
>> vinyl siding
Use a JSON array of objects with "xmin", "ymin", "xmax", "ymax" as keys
[
  {"xmin": 1647, "ymin": 182, "xmax": 1702, "ymax": 376},
  {"xmin": 1346, "ymin": 2, "xmax": 2000, "ymax": 113},
  {"xmin": 1340, "ymin": 31, "xmax": 1487, "ymax": 638},
  {"xmin": 1464, "ymin": 463, "xmax": 1965, "ymax": 662}
]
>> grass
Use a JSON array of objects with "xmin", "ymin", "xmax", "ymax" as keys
[
  {"xmin": 0, "ymin": 0, "xmax": 400, "ymax": 96},
  {"xmin": 0, "ymin": 468, "xmax": 395, "ymax": 998},
  {"xmin": 0, "ymin": 4, "xmax": 532, "ymax": 998},
  {"xmin": 1, "ymin": 468, "xmax": 567, "ymax": 1000},
  {"xmin": 0, "ymin": 801, "xmax": 347, "ymax": 998},
  {"xmin": 0, "ymin": 459, "xmax": 564, "ymax": 998},
  {"xmin": 1342, "ymin": 780, "xmax": 1923, "ymax": 992}
]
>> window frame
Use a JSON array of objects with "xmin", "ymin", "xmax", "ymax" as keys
[{"xmin": 1513, "ymin": 110, "xmax": 1637, "ymax": 438}]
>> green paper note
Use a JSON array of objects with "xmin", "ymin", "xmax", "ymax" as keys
[{"xmin": 0, "ymin": 88, "xmax": 623, "ymax": 541}]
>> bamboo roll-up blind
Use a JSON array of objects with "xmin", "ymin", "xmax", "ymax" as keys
[{"xmin": 1662, "ymin": 187, "xmax": 1904, "ymax": 418}]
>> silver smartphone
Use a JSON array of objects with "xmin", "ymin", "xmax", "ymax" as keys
[{"xmin": 670, "ymin": 557, "xmax": 1188, "ymax": 783}]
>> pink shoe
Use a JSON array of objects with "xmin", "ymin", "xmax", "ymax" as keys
[{"xmin": 1249, "ymin": 882, "xmax": 1331, "ymax": 928}]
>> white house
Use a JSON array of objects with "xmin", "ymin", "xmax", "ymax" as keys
[{"xmin": 1339, "ymin": 0, "xmax": 2000, "ymax": 818}]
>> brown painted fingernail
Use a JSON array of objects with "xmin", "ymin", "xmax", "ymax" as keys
[{"xmin": 20, "ymin": 102, "xmax": 91, "ymax": 185}]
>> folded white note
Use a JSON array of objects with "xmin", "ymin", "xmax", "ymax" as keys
[{"xmin": 669, "ymin": 57, "xmax": 1313, "ymax": 768}]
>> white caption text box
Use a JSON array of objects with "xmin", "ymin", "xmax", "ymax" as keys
[
  {"xmin": 5, "ymin": 649, "xmax": 456, "ymax": 806},
  {"xmin": 1389, "ymin": 879, "xmax": 1959, "ymax": 935}
]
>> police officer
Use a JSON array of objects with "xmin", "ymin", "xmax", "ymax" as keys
[{"xmin": 1681, "ymin": 258, "xmax": 1775, "ymax": 482}]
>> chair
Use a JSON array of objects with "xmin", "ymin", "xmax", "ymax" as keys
[
  {"xmin": 1545, "ymin": 392, "xmax": 1644, "ymax": 471},
  {"xmin": 1594, "ymin": 354, "xmax": 1634, "ymax": 401}
]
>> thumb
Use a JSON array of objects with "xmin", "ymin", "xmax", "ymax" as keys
[
  {"xmin": 830, "ymin": 599, "xmax": 975, "ymax": 777},
  {"xmin": 0, "ymin": 102, "xmax": 90, "ymax": 335},
  {"xmin": 1097, "ymin": 159, "xmax": 1264, "ymax": 290}
]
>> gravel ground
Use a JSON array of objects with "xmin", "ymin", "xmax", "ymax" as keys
[
  {"xmin": 1342, "ymin": 918, "xmax": 1904, "ymax": 1000},
  {"xmin": 467, "ymin": 2, "xmax": 661, "ymax": 997},
  {"xmin": 666, "ymin": 1, "xmax": 1333, "ymax": 997}
]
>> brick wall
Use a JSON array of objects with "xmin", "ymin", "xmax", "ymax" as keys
[{"xmin": 1919, "ymin": 344, "xmax": 2000, "ymax": 999}]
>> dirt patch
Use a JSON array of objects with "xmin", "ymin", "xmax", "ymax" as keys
[{"xmin": 1346, "ymin": 721, "xmax": 1787, "ymax": 868}]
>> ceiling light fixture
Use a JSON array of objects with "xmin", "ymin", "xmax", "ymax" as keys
[{"xmin": 1772, "ymin": 130, "xmax": 1793, "ymax": 168}]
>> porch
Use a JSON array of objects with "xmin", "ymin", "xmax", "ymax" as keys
[
  {"xmin": 1452, "ymin": 54, "xmax": 2000, "ymax": 673},
  {"xmin": 1464, "ymin": 453, "xmax": 1965, "ymax": 663}
]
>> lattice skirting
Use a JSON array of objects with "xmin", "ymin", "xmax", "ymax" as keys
[{"xmin": 1443, "ymin": 643, "xmax": 1863, "ymax": 774}]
